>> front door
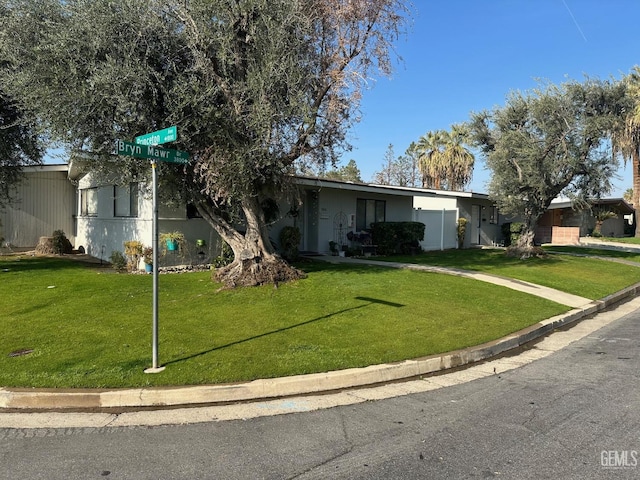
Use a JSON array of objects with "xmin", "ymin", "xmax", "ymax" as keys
[
  {"xmin": 471, "ymin": 204, "xmax": 481, "ymax": 245},
  {"xmin": 305, "ymin": 190, "xmax": 319, "ymax": 252}
]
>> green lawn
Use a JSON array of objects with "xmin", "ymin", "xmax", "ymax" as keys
[
  {"xmin": 543, "ymin": 245, "xmax": 640, "ymax": 263},
  {"xmin": 383, "ymin": 248, "xmax": 640, "ymax": 300},
  {"xmin": 0, "ymin": 254, "xmax": 572, "ymax": 389},
  {"xmin": 594, "ymin": 237, "xmax": 640, "ymax": 245}
]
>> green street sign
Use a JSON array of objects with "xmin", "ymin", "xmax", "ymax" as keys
[
  {"xmin": 135, "ymin": 126, "xmax": 177, "ymax": 146},
  {"xmin": 116, "ymin": 140, "xmax": 189, "ymax": 164}
]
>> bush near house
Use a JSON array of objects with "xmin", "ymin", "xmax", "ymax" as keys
[
  {"xmin": 124, "ymin": 240, "xmax": 144, "ymax": 271},
  {"xmin": 109, "ymin": 250, "xmax": 127, "ymax": 272},
  {"xmin": 457, "ymin": 218, "xmax": 468, "ymax": 249},
  {"xmin": 371, "ymin": 222, "xmax": 425, "ymax": 255},
  {"xmin": 501, "ymin": 222, "xmax": 524, "ymax": 247},
  {"xmin": 52, "ymin": 230, "xmax": 73, "ymax": 255},
  {"xmin": 279, "ymin": 226, "xmax": 301, "ymax": 260}
]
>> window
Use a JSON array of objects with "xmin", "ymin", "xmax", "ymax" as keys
[
  {"xmin": 114, "ymin": 183, "xmax": 139, "ymax": 217},
  {"xmin": 356, "ymin": 198, "xmax": 386, "ymax": 231},
  {"xmin": 80, "ymin": 188, "xmax": 98, "ymax": 217},
  {"xmin": 488, "ymin": 206, "xmax": 498, "ymax": 224}
]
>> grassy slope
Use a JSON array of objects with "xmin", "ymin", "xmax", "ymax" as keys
[
  {"xmin": 383, "ymin": 249, "xmax": 640, "ymax": 300},
  {"xmin": 1, "ymin": 256, "xmax": 569, "ymax": 388}
]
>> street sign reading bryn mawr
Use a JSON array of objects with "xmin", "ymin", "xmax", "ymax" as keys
[{"xmin": 116, "ymin": 140, "xmax": 189, "ymax": 164}]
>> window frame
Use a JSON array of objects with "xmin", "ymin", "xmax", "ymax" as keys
[
  {"xmin": 356, "ymin": 198, "xmax": 386, "ymax": 231},
  {"xmin": 113, "ymin": 183, "xmax": 139, "ymax": 218},
  {"xmin": 80, "ymin": 188, "xmax": 98, "ymax": 217}
]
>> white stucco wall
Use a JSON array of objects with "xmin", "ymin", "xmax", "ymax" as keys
[
  {"xmin": 75, "ymin": 175, "xmax": 219, "ymax": 262},
  {"xmin": 269, "ymin": 185, "xmax": 416, "ymax": 255}
]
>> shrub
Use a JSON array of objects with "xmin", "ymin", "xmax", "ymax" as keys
[
  {"xmin": 279, "ymin": 226, "xmax": 301, "ymax": 260},
  {"xmin": 143, "ymin": 247, "xmax": 153, "ymax": 265},
  {"xmin": 370, "ymin": 222, "xmax": 425, "ymax": 255},
  {"xmin": 109, "ymin": 250, "xmax": 127, "ymax": 272},
  {"xmin": 501, "ymin": 222, "xmax": 524, "ymax": 247},
  {"xmin": 52, "ymin": 230, "xmax": 73, "ymax": 255},
  {"xmin": 212, "ymin": 241, "xmax": 233, "ymax": 268},
  {"xmin": 457, "ymin": 218, "xmax": 468, "ymax": 249},
  {"xmin": 124, "ymin": 240, "xmax": 144, "ymax": 271}
]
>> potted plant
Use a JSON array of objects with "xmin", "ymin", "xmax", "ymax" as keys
[
  {"xmin": 159, "ymin": 231, "xmax": 185, "ymax": 252},
  {"xmin": 143, "ymin": 247, "xmax": 153, "ymax": 273},
  {"xmin": 329, "ymin": 241, "xmax": 339, "ymax": 256}
]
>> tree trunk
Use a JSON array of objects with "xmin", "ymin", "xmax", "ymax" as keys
[
  {"xmin": 634, "ymin": 149, "xmax": 640, "ymax": 237},
  {"xmin": 506, "ymin": 219, "xmax": 545, "ymax": 259},
  {"xmin": 594, "ymin": 220, "xmax": 604, "ymax": 235},
  {"xmin": 202, "ymin": 196, "xmax": 305, "ymax": 288}
]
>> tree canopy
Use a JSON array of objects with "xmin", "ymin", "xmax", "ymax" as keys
[
  {"xmin": 0, "ymin": 0, "xmax": 408, "ymax": 286},
  {"xmin": 322, "ymin": 159, "xmax": 364, "ymax": 183},
  {"xmin": 469, "ymin": 78, "xmax": 628, "ymax": 254},
  {"xmin": 372, "ymin": 143, "xmax": 420, "ymax": 187},
  {"xmin": 0, "ymin": 91, "xmax": 43, "ymax": 208}
]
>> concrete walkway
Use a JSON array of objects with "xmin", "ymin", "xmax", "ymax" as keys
[
  {"xmin": 318, "ymin": 255, "xmax": 592, "ymax": 308},
  {"xmin": 1, "ymin": 245, "xmax": 640, "ymax": 426}
]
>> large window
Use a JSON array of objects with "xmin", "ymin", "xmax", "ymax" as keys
[
  {"xmin": 114, "ymin": 183, "xmax": 139, "ymax": 217},
  {"xmin": 356, "ymin": 198, "xmax": 385, "ymax": 231},
  {"xmin": 80, "ymin": 188, "xmax": 98, "ymax": 217}
]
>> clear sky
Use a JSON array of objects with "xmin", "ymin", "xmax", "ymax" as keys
[{"xmin": 345, "ymin": 0, "xmax": 640, "ymax": 196}]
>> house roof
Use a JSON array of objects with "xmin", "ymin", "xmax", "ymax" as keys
[
  {"xmin": 19, "ymin": 164, "xmax": 69, "ymax": 173},
  {"xmin": 549, "ymin": 198, "xmax": 635, "ymax": 214},
  {"xmin": 46, "ymin": 163, "xmax": 489, "ymax": 201},
  {"xmin": 295, "ymin": 176, "xmax": 490, "ymax": 199}
]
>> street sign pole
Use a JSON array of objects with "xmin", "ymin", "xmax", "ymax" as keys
[
  {"xmin": 115, "ymin": 132, "xmax": 186, "ymax": 374},
  {"xmin": 144, "ymin": 160, "xmax": 165, "ymax": 373}
]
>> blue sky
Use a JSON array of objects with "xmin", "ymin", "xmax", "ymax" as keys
[{"xmin": 345, "ymin": 0, "xmax": 640, "ymax": 196}]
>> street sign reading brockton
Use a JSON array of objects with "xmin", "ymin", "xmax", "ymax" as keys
[
  {"xmin": 116, "ymin": 140, "xmax": 189, "ymax": 164},
  {"xmin": 135, "ymin": 126, "xmax": 177, "ymax": 146}
]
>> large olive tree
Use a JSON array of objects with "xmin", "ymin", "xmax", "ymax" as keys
[
  {"xmin": 0, "ymin": 0, "xmax": 408, "ymax": 286},
  {"xmin": 468, "ymin": 78, "xmax": 628, "ymax": 256}
]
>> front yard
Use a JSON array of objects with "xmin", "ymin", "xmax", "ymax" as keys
[{"xmin": 1, "ymin": 248, "xmax": 638, "ymax": 389}]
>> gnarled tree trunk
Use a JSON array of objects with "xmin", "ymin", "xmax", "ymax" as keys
[
  {"xmin": 506, "ymin": 217, "xmax": 545, "ymax": 259},
  {"xmin": 199, "ymin": 196, "xmax": 305, "ymax": 288}
]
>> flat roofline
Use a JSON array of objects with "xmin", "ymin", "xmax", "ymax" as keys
[
  {"xmin": 294, "ymin": 175, "xmax": 489, "ymax": 199},
  {"xmin": 19, "ymin": 164, "xmax": 69, "ymax": 173}
]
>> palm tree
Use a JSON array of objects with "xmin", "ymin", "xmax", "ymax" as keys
[
  {"xmin": 414, "ymin": 130, "xmax": 445, "ymax": 189},
  {"xmin": 612, "ymin": 66, "xmax": 640, "ymax": 237},
  {"xmin": 414, "ymin": 125, "xmax": 475, "ymax": 191},
  {"xmin": 441, "ymin": 124, "xmax": 475, "ymax": 191}
]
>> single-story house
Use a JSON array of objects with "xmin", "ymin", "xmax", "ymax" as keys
[
  {"xmin": 0, "ymin": 165, "xmax": 76, "ymax": 248},
  {"xmin": 535, "ymin": 198, "xmax": 635, "ymax": 244},
  {"xmin": 2, "ymin": 164, "xmax": 504, "ymax": 260},
  {"xmin": 271, "ymin": 178, "xmax": 502, "ymax": 253}
]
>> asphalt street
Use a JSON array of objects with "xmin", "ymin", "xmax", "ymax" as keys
[{"xmin": 1, "ymin": 300, "xmax": 639, "ymax": 479}]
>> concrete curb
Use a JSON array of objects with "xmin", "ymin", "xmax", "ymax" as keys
[{"xmin": 3, "ymin": 282, "xmax": 639, "ymax": 411}]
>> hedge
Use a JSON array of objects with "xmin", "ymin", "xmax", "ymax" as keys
[{"xmin": 370, "ymin": 221, "xmax": 425, "ymax": 255}]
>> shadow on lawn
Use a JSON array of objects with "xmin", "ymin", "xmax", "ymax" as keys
[
  {"xmin": 0, "ymin": 256, "xmax": 88, "ymax": 272},
  {"xmin": 164, "ymin": 296, "xmax": 404, "ymax": 366}
]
